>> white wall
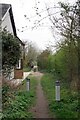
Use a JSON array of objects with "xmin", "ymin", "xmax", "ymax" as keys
[
  {"xmin": 6, "ymin": 68, "xmax": 14, "ymax": 80},
  {"xmin": 2, "ymin": 9, "xmax": 14, "ymax": 35},
  {"xmin": 2, "ymin": 9, "xmax": 14, "ymax": 80}
]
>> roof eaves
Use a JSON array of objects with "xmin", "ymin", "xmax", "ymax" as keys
[
  {"xmin": 16, "ymin": 36, "xmax": 25, "ymax": 46},
  {"xmin": 9, "ymin": 5, "xmax": 17, "ymax": 37}
]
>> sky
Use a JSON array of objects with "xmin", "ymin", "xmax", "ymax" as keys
[{"xmin": 0, "ymin": 0, "xmax": 77, "ymax": 50}]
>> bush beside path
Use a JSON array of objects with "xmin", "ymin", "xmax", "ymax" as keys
[
  {"xmin": 41, "ymin": 73, "xmax": 78, "ymax": 119},
  {"xmin": 2, "ymin": 74, "xmax": 37, "ymax": 119}
]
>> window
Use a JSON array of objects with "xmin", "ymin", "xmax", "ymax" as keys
[{"xmin": 16, "ymin": 59, "xmax": 21, "ymax": 69}]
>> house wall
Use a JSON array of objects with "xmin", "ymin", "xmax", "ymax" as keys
[
  {"xmin": 20, "ymin": 43, "xmax": 25, "ymax": 59},
  {"xmin": 1, "ymin": 5, "xmax": 24, "ymax": 80},
  {"xmin": 2, "ymin": 8, "xmax": 14, "ymax": 35},
  {"xmin": 2, "ymin": 8, "xmax": 14, "ymax": 80},
  {"xmin": 6, "ymin": 68, "xmax": 14, "ymax": 80}
]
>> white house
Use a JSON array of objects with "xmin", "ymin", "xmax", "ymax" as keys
[{"xmin": 1, "ymin": 4, "xmax": 25, "ymax": 80}]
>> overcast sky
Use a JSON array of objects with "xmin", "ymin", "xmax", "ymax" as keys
[{"xmin": 0, "ymin": 0, "xmax": 77, "ymax": 50}]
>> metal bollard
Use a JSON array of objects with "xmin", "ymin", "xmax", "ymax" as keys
[
  {"xmin": 55, "ymin": 80, "xmax": 60, "ymax": 101},
  {"xmin": 26, "ymin": 78, "xmax": 30, "ymax": 91}
]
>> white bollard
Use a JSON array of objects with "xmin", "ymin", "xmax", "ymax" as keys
[
  {"xmin": 26, "ymin": 78, "xmax": 30, "ymax": 91},
  {"xmin": 55, "ymin": 80, "xmax": 60, "ymax": 101}
]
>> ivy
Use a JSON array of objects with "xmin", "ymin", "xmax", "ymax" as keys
[{"xmin": 2, "ymin": 29, "xmax": 21, "ymax": 76}]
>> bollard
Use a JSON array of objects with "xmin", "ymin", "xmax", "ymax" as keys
[
  {"xmin": 55, "ymin": 80, "xmax": 60, "ymax": 101},
  {"xmin": 26, "ymin": 78, "xmax": 30, "ymax": 91}
]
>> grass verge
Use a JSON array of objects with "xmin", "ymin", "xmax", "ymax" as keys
[
  {"xmin": 2, "ymin": 76, "xmax": 37, "ymax": 120},
  {"xmin": 23, "ymin": 67, "xmax": 31, "ymax": 72},
  {"xmin": 41, "ymin": 73, "xmax": 79, "ymax": 120}
]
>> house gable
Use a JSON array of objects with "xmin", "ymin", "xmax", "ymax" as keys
[
  {"xmin": 2, "ymin": 4, "xmax": 10, "ymax": 18},
  {"xmin": 9, "ymin": 5, "xmax": 17, "ymax": 36},
  {"xmin": 1, "ymin": 4, "xmax": 17, "ymax": 36}
]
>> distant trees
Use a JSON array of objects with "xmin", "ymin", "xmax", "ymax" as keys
[
  {"xmin": 37, "ymin": 49, "xmax": 51, "ymax": 71},
  {"xmin": 48, "ymin": 2, "xmax": 78, "ymax": 81},
  {"xmin": 37, "ymin": 1, "xmax": 79, "ymax": 89},
  {"xmin": 22, "ymin": 0, "xmax": 79, "ymax": 89},
  {"xmin": 76, "ymin": 0, "xmax": 80, "ymax": 90},
  {"xmin": 2, "ymin": 30, "xmax": 21, "ymax": 77},
  {"xmin": 45, "ymin": 1, "xmax": 79, "ymax": 88},
  {"xmin": 24, "ymin": 41, "xmax": 39, "ymax": 68}
]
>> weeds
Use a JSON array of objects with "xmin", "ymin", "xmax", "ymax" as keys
[
  {"xmin": 41, "ymin": 73, "xmax": 79, "ymax": 119},
  {"xmin": 2, "ymin": 76, "xmax": 37, "ymax": 120}
]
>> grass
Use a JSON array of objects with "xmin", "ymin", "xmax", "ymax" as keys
[
  {"xmin": 23, "ymin": 67, "xmax": 31, "ymax": 72},
  {"xmin": 41, "ymin": 73, "xmax": 79, "ymax": 120},
  {"xmin": 2, "ymin": 75, "xmax": 38, "ymax": 120}
]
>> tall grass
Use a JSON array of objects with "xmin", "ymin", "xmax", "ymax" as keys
[{"xmin": 41, "ymin": 73, "xmax": 79, "ymax": 119}]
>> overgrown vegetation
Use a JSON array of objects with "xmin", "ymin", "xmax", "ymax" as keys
[
  {"xmin": 2, "ymin": 76, "xmax": 37, "ymax": 120},
  {"xmin": 2, "ymin": 29, "xmax": 21, "ymax": 77},
  {"xmin": 37, "ymin": 2, "xmax": 79, "ymax": 118},
  {"xmin": 24, "ymin": 41, "xmax": 39, "ymax": 69},
  {"xmin": 1, "ymin": 0, "xmax": 80, "ymax": 119},
  {"xmin": 23, "ymin": 66, "xmax": 31, "ymax": 72},
  {"xmin": 37, "ymin": 0, "xmax": 79, "ymax": 90},
  {"xmin": 41, "ymin": 73, "xmax": 79, "ymax": 119}
]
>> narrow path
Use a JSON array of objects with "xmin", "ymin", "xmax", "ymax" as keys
[{"xmin": 30, "ymin": 72, "xmax": 51, "ymax": 118}]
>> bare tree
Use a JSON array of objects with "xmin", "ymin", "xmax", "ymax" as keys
[{"xmin": 24, "ymin": 40, "xmax": 39, "ymax": 68}]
